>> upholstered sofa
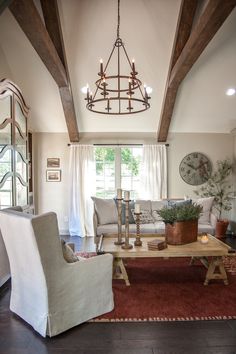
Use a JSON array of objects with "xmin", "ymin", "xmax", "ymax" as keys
[{"xmin": 92, "ymin": 197, "xmax": 217, "ymax": 241}]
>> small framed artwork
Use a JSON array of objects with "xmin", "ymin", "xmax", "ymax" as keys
[
  {"xmin": 47, "ymin": 158, "xmax": 60, "ymax": 168},
  {"xmin": 46, "ymin": 169, "xmax": 61, "ymax": 182}
]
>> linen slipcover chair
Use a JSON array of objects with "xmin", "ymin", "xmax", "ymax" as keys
[{"xmin": 0, "ymin": 210, "xmax": 114, "ymax": 337}]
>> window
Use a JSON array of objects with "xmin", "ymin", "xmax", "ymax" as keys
[{"xmin": 95, "ymin": 146, "xmax": 143, "ymax": 199}]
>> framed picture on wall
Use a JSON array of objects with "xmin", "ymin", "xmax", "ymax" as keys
[
  {"xmin": 46, "ymin": 170, "xmax": 61, "ymax": 182},
  {"xmin": 47, "ymin": 158, "xmax": 60, "ymax": 168}
]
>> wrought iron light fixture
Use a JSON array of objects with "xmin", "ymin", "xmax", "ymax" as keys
[{"xmin": 84, "ymin": 0, "xmax": 151, "ymax": 115}]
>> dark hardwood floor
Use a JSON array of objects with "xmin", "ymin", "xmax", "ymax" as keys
[{"xmin": 1, "ymin": 235, "xmax": 236, "ymax": 354}]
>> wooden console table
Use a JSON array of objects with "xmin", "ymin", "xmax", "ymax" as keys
[{"xmin": 98, "ymin": 234, "xmax": 231, "ymax": 286}]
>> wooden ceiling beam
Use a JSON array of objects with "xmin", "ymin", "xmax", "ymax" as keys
[
  {"xmin": 0, "ymin": 0, "xmax": 12, "ymax": 15},
  {"xmin": 158, "ymin": 0, "xmax": 236, "ymax": 142},
  {"xmin": 157, "ymin": 0, "xmax": 198, "ymax": 142},
  {"xmin": 40, "ymin": 0, "xmax": 65, "ymax": 68},
  {"xmin": 9, "ymin": 0, "xmax": 79, "ymax": 142},
  {"xmin": 40, "ymin": 0, "xmax": 79, "ymax": 142},
  {"xmin": 9, "ymin": 0, "xmax": 68, "ymax": 88},
  {"xmin": 169, "ymin": 0, "xmax": 236, "ymax": 88}
]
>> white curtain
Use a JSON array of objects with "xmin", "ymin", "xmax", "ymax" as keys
[
  {"xmin": 140, "ymin": 145, "xmax": 167, "ymax": 200},
  {"xmin": 69, "ymin": 145, "xmax": 95, "ymax": 237}
]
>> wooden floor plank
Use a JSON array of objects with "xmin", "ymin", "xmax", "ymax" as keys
[{"xmin": 0, "ymin": 235, "xmax": 236, "ymax": 352}]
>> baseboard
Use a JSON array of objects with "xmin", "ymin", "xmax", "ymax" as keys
[{"xmin": 0, "ymin": 274, "xmax": 10, "ymax": 288}]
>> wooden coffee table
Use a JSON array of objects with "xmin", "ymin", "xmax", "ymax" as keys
[{"xmin": 97, "ymin": 234, "xmax": 231, "ymax": 286}]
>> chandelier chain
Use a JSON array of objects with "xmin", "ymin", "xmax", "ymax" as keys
[{"xmin": 117, "ymin": 0, "xmax": 120, "ymax": 39}]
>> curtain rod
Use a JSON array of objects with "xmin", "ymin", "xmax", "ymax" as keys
[{"xmin": 67, "ymin": 143, "xmax": 170, "ymax": 146}]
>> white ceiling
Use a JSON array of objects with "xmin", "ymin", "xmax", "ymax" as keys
[{"xmin": 0, "ymin": 0, "xmax": 235, "ymax": 135}]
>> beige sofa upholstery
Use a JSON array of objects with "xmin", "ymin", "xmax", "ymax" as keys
[
  {"xmin": 0, "ymin": 210, "xmax": 114, "ymax": 337},
  {"xmin": 92, "ymin": 198, "xmax": 217, "ymax": 240}
]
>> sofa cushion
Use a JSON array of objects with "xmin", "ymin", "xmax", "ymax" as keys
[
  {"xmin": 132, "ymin": 209, "xmax": 154, "ymax": 224},
  {"xmin": 192, "ymin": 197, "xmax": 214, "ymax": 224},
  {"xmin": 151, "ymin": 200, "xmax": 167, "ymax": 211},
  {"xmin": 61, "ymin": 239, "xmax": 79, "ymax": 263},
  {"xmin": 152, "ymin": 210, "xmax": 163, "ymax": 222},
  {"xmin": 135, "ymin": 200, "xmax": 152, "ymax": 212},
  {"xmin": 92, "ymin": 197, "xmax": 118, "ymax": 225},
  {"xmin": 114, "ymin": 199, "xmax": 135, "ymax": 224},
  {"xmin": 168, "ymin": 199, "xmax": 192, "ymax": 207}
]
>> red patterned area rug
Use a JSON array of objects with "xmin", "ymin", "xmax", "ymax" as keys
[{"xmin": 92, "ymin": 257, "xmax": 236, "ymax": 322}]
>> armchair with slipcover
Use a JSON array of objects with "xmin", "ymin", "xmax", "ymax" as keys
[{"xmin": 0, "ymin": 210, "xmax": 114, "ymax": 337}]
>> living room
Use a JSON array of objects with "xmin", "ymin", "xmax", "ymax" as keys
[{"xmin": 1, "ymin": 0, "xmax": 236, "ymax": 352}]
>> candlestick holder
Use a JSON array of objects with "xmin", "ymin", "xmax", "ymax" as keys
[
  {"xmin": 134, "ymin": 212, "xmax": 142, "ymax": 246},
  {"xmin": 114, "ymin": 197, "xmax": 124, "ymax": 245},
  {"xmin": 121, "ymin": 199, "xmax": 133, "ymax": 250}
]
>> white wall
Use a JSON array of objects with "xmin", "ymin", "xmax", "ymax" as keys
[
  {"xmin": 34, "ymin": 133, "xmax": 70, "ymax": 234},
  {"xmin": 167, "ymin": 133, "xmax": 234, "ymax": 198},
  {"xmin": 33, "ymin": 132, "xmax": 234, "ymax": 236}
]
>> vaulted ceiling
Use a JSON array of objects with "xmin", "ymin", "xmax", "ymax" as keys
[{"xmin": 0, "ymin": 0, "xmax": 236, "ymax": 142}]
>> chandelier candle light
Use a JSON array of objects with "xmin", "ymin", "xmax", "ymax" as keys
[{"xmin": 84, "ymin": 0, "xmax": 151, "ymax": 115}]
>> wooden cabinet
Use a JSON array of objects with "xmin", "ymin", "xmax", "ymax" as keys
[{"xmin": 0, "ymin": 78, "xmax": 30, "ymax": 210}]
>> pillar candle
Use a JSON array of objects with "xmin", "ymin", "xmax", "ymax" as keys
[
  {"xmin": 124, "ymin": 191, "xmax": 130, "ymax": 201},
  {"xmin": 117, "ymin": 188, "xmax": 122, "ymax": 199},
  {"xmin": 135, "ymin": 204, "xmax": 141, "ymax": 213}
]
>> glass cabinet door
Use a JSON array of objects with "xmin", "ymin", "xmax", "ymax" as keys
[{"xmin": 0, "ymin": 80, "xmax": 29, "ymax": 209}]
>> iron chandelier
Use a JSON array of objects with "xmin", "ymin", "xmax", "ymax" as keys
[{"xmin": 85, "ymin": 0, "xmax": 151, "ymax": 115}]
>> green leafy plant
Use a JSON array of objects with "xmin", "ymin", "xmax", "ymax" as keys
[
  {"xmin": 194, "ymin": 159, "xmax": 233, "ymax": 219},
  {"xmin": 157, "ymin": 203, "xmax": 203, "ymax": 224}
]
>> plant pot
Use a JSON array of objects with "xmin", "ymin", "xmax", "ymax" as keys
[
  {"xmin": 165, "ymin": 219, "xmax": 198, "ymax": 245},
  {"xmin": 215, "ymin": 219, "xmax": 229, "ymax": 239}
]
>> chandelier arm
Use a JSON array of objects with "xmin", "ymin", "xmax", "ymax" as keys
[
  {"xmin": 104, "ymin": 42, "xmax": 117, "ymax": 73},
  {"xmin": 121, "ymin": 42, "xmax": 133, "ymax": 71}
]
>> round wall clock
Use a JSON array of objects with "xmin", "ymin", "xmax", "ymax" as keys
[{"xmin": 179, "ymin": 152, "xmax": 212, "ymax": 185}]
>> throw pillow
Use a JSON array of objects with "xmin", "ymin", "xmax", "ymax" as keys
[
  {"xmin": 61, "ymin": 239, "xmax": 79, "ymax": 263},
  {"xmin": 152, "ymin": 210, "xmax": 163, "ymax": 222},
  {"xmin": 168, "ymin": 199, "xmax": 192, "ymax": 207},
  {"xmin": 135, "ymin": 200, "xmax": 152, "ymax": 212},
  {"xmin": 192, "ymin": 197, "xmax": 214, "ymax": 224},
  {"xmin": 114, "ymin": 199, "xmax": 135, "ymax": 224},
  {"xmin": 131, "ymin": 209, "xmax": 154, "ymax": 224},
  {"xmin": 91, "ymin": 197, "xmax": 118, "ymax": 225}
]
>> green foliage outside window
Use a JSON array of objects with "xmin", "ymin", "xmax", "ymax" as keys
[{"xmin": 95, "ymin": 147, "xmax": 140, "ymax": 176}]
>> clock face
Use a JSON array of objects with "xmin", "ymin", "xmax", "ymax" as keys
[{"xmin": 179, "ymin": 152, "xmax": 212, "ymax": 186}]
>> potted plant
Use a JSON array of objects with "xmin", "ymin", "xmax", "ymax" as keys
[
  {"xmin": 157, "ymin": 203, "xmax": 203, "ymax": 245},
  {"xmin": 194, "ymin": 159, "xmax": 233, "ymax": 238}
]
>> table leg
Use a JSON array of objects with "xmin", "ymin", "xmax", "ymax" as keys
[
  {"xmin": 204, "ymin": 256, "xmax": 228, "ymax": 285},
  {"xmin": 113, "ymin": 257, "xmax": 130, "ymax": 286}
]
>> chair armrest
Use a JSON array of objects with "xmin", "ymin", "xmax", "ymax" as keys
[
  {"xmin": 64, "ymin": 253, "xmax": 113, "ymax": 288},
  {"xmin": 210, "ymin": 213, "xmax": 217, "ymax": 228}
]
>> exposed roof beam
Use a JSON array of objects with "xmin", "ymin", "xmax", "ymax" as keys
[
  {"xmin": 157, "ymin": 0, "xmax": 198, "ymax": 142},
  {"xmin": 9, "ymin": 0, "xmax": 79, "ymax": 142},
  {"xmin": 0, "ymin": 0, "xmax": 12, "ymax": 15},
  {"xmin": 40, "ymin": 0, "xmax": 65, "ymax": 68},
  {"xmin": 169, "ymin": 0, "xmax": 236, "ymax": 88},
  {"xmin": 158, "ymin": 0, "xmax": 236, "ymax": 142},
  {"xmin": 40, "ymin": 0, "xmax": 79, "ymax": 142},
  {"xmin": 59, "ymin": 86, "xmax": 80, "ymax": 142},
  {"xmin": 9, "ymin": 0, "xmax": 68, "ymax": 87}
]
